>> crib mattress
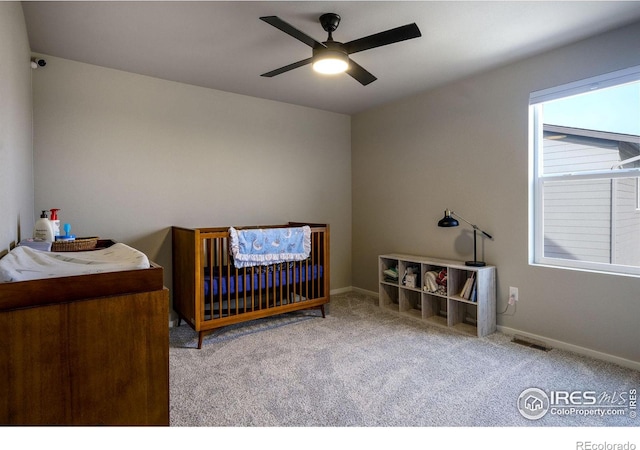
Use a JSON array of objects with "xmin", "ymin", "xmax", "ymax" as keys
[
  {"xmin": 0, "ymin": 243, "xmax": 150, "ymax": 282},
  {"xmin": 204, "ymin": 264, "xmax": 323, "ymax": 297}
]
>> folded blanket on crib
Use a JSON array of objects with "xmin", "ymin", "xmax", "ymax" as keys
[
  {"xmin": 0, "ymin": 243, "xmax": 150, "ymax": 282},
  {"xmin": 229, "ymin": 226, "xmax": 311, "ymax": 268}
]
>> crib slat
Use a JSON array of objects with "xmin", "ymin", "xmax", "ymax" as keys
[
  {"xmin": 241, "ymin": 268, "xmax": 246, "ymax": 314},
  {"xmin": 302, "ymin": 259, "xmax": 306, "ymax": 301},
  {"xmin": 225, "ymin": 237, "xmax": 232, "ymax": 317},
  {"xmin": 245, "ymin": 268, "xmax": 250, "ymax": 313},
  {"xmin": 287, "ymin": 262, "xmax": 292, "ymax": 304},
  {"xmin": 278, "ymin": 265, "xmax": 282, "ymax": 307},
  {"xmin": 305, "ymin": 257, "xmax": 309, "ymax": 301},
  {"xmin": 258, "ymin": 266, "xmax": 263, "ymax": 310},
  {"xmin": 265, "ymin": 267, "xmax": 270, "ymax": 309},
  {"xmin": 216, "ymin": 238, "xmax": 222, "ymax": 319},
  {"xmin": 313, "ymin": 232, "xmax": 318, "ymax": 297},
  {"xmin": 271, "ymin": 265, "xmax": 275, "ymax": 308},
  {"xmin": 267, "ymin": 264, "xmax": 276, "ymax": 307},
  {"xmin": 250, "ymin": 267, "xmax": 256, "ymax": 311},
  {"xmin": 207, "ymin": 239, "xmax": 214, "ymax": 321},
  {"xmin": 297, "ymin": 260, "xmax": 302, "ymax": 303},
  {"xmin": 271, "ymin": 266, "xmax": 276, "ymax": 308},
  {"xmin": 217, "ymin": 238, "xmax": 224, "ymax": 320},
  {"xmin": 312, "ymin": 231, "xmax": 318, "ymax": 298},
  {"xmin": 272, "ymin": 265, "xmax": 277, "ymax": 308},
  {"xmin": 291, "ymin": 261, "xmax": 297, "ymax": 302}
]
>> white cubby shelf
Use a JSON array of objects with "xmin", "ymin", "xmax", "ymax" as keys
[{"xmin": 378, "ymin": 253, "xmax": 496, "ymax": 337}]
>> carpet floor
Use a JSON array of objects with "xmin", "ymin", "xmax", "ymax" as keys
[{"xmin": 169, "ymin": 291, "xmax": 639, "ymax": 427}]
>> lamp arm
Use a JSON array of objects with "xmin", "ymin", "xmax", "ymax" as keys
[{"xmin": 450, "ymin": 211, "xmax": 493, "ymax": 240}]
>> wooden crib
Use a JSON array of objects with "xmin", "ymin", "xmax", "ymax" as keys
[{"xmin": 172, "ymin": 223, "xmax": 330, "ymax": 348}]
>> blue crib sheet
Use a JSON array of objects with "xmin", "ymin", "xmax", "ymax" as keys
[{"xmin": 204, "ymin": 264, "xmax": 323, "ymax": 297}]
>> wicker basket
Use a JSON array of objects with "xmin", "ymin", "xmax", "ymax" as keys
[{"xmin": 51, "ymin": 237, "xmax": 99, "ymax": 252}]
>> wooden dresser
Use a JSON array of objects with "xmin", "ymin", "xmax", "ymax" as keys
[{"xmin": 0, "ymin": 251, "xmax": 169, "ymax": 425}]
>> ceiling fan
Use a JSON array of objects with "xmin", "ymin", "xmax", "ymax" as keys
[{"xmin": 260, "ymin": 13, "xmax": 422, "ymax": 86}]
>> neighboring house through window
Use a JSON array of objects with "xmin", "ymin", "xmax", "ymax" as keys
[{"xmin": 529, "ymin": 66, "xmax": 640, "ymax": 276}]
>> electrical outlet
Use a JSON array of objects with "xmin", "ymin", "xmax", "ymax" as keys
[{"xmin": 509, "ymin": 286, "xmax": 519, "ymax": 303}]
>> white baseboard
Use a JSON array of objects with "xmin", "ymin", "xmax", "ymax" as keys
[
  {"xmin": 497, "ymin": 325, "xmax": 640, "ymax": 371},
  {"xmin": 330, "ymin": 286, "xmax": 354, "ymax": 295},
  {"xmin": 349, "ymin": 286, "xmax": 378, "ymax": 297},
  {"xmin": 330, "ymin": 286, "xmax": 378, "ymax": 297}
]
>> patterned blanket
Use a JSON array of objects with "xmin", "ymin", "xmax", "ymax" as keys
[{"xmin": 229, "ymin": 226, "xmax": 311, "ymax": 268}]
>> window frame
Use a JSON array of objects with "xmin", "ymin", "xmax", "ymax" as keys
[{"xmin": 529, "ymin": 65, "xmax": 640, "ymax": 277}]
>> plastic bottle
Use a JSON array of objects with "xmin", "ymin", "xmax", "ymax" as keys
[
  {"xmin": 55, "ymin": 223, "xmax": 76, "ymax": 242},
  {"xmin": 34, "ymin": 210, "xmax": 54, "ymax": 242},
  {"xmin": 50, "ymin": 208, "xmax": 61, "ymax": 237}
]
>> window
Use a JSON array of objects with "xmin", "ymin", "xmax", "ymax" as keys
[{"xmin": 530, "ymin": 66, "xmax": 640, "ymax": 276}]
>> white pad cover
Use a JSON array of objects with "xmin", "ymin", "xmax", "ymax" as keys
[{"xmin": 0, "ymin": 243, "xmax": 150, "ymax": 282}]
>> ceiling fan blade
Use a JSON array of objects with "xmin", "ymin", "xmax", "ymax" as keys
[
  {"xmin": 260, "ymin": 16, "xmax": 326, "ymax": 49},
  {"xmin": 346, "ymin": 59, "xmax": 377, "ymax": 86},
  {"xmin": 261, "ymin": 57, "xmax": 313, "ymax": 78},
  {"xmin": 344, "ymin": 23, "xmax": 421, "ymax": 55}
]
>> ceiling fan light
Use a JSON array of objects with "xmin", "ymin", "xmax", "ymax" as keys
[{"xmin": 312, "ymin": 50, "xmax": 349, "ymax": 74}]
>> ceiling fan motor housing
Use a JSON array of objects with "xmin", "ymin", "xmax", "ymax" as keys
[
  {"xmin": 319, "ymin": 13, "xmax": 341, "ymax": 34},
  {"xmin": 313, "ymin": 40, "xmax": 348, "ymax": 58}
]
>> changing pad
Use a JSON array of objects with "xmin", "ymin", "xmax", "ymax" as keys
[{"xmin": 0, "ymin": 243, "xmax": 150, "ymax": 283}]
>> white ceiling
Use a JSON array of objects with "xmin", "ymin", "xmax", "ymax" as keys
[{"xmin": 22, "ymin": 1, "xmax": 640, "ymax": 115}]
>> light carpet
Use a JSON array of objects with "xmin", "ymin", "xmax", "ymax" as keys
[{"xmin": 169, "ymin": 291, "xmax": 639, "ymax": 427}]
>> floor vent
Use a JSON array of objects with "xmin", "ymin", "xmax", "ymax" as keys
[{"xmin": 512, "ymin": 336, "xmax": 551, "ymax": 352}]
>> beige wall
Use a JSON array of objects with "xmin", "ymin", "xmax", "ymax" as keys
[
  {"xmin": 32, "ymin": 56, "xmax": 352, "ymax": 316},
  {"xmin": 0, "ymin": 2, "xmax": 34, "ymax": 255},
  {"xmin": 352, "ymin": 22, "xmax": 640, "ymax": 365}
]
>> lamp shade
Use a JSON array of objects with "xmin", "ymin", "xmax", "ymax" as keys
[{"xmin": 438, "ymin": 210, "xmax": 459, "ymax": 227}]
